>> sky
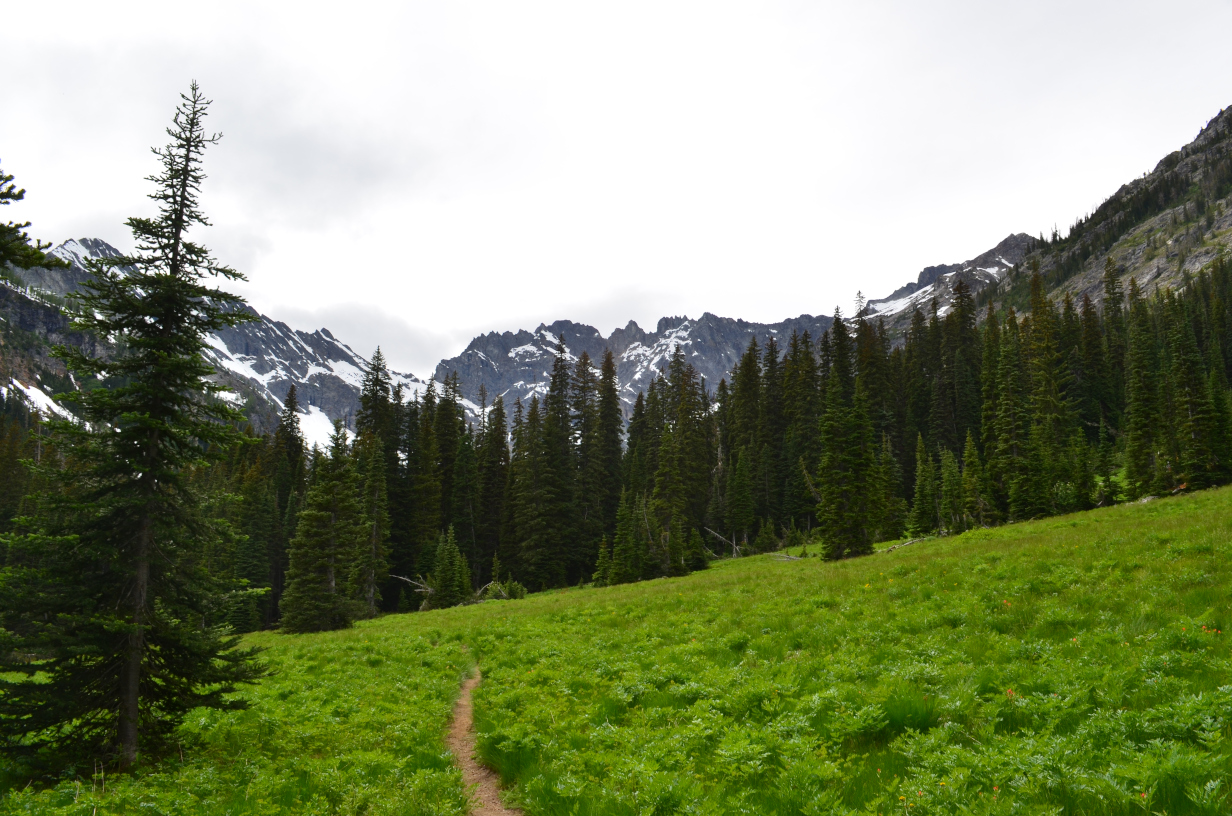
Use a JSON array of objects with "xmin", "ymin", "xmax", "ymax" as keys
[{"xmin": 5, "ymin": 1, "xmax": 1231, "ymax": 375}]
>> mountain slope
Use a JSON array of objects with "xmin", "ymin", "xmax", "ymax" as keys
[
  {"xmin": 6, "ymin": 239, "xmax": 428, "ymax": 446},
  {"xmin": 997, "ymin": 106, "xmax": 1232, "ymax": 311},
  {"xmin": 436, "ymin": 312, "xmax": 835, "ymax": 413},
  {"xmin": 864, "ymin": 233, "xmax": 1036, "ymax": 328}
]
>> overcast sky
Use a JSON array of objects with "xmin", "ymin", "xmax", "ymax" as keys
[{"xmin": 6, "ymin": 1, "xmax": 1231, "ymax": 374}]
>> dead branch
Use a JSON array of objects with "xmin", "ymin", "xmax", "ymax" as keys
[
  {"xmin": 391, "ymin": 574, "xmax": 433, "ymax": 595},
  {"xmin": 474, "ymin": 581, "xmax": 508, "ymax": 600},
  {"xmin": 704, "ymin": 527, "xmax": 743, "ymax": 558},
  {"xmin": 800, "ymin": 459, "xmax": 822, "ymax": 502},
  {"xmin": 880, "ymin": 537, "xmax": 926, "ymax": 554}
]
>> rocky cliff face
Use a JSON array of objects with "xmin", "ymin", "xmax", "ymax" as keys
[
  {"xmin": 1019, "ymin": 106, "xmax": 1232, "ymax": 310},
  {"xmin": 435, "ymin": 312, "xmax": 835, "ymax": 414}
]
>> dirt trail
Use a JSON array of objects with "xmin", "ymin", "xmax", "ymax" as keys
[{"xmin": 448, "ymin": 669, "xmax": 521, "ymax": 816}]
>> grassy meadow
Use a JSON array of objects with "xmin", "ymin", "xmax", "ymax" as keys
[{"xmin": 6, "ymin": 487, "xmax": 1232, "ymax": 814}]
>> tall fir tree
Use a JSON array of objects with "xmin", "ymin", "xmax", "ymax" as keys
[
  {"xmin": 816, "ymin": 313, "xmax": 876, "ymax": 559},
  {"xmin": 281, "ymin": 422, "xmax": 365, "ymax": 634},
  {"xmin": 0, "ymin": 84, "xmax": 265, "ymax": 770},
  {"xmin": 908, "ymin": 434, "xmax": 938, "ymax": 536},
  {"xmin": 353, "ymin": 434, "xmax": 391, "ymax": 618}
]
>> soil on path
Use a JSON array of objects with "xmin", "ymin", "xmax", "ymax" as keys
[{"xmin": 448, "ymin": 669, "xmax": 521, "ymax": 816}]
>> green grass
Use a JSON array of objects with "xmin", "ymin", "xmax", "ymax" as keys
[
  {"xmin": 6, "ymin": 488, "xmax": 1232, "ymax": 814},
  {"xmin": 1, "ymin": 629, "xmax": 472, "ymax": 815}
]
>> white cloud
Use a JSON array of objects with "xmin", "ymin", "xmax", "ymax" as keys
[{"xmin": 5, "ymin": 0, "xmax": 1231, "ymax": 377}]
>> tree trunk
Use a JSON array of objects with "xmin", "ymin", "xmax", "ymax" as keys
[{"xmin": 118, "ymin": 516, "xmax": 151, "ymax": 770}]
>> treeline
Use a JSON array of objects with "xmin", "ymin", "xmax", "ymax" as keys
[
  {"xmin": 9, "ymin": 254, "xmax": 1232, "ymax": 641},
  {"xmin": 48, "ymin": 252, "xmax": 1232, "ymax": 637}
]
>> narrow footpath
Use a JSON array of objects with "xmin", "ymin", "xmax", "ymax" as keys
[{"xmin": 447, "ymin": 669, "xmax": 522, "ymax": 816}]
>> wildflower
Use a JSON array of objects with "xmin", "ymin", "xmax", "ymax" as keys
[
  {"xmin": 993, "ymin": 787, "xmax": 998, "ymax": 791},
  {"xmin": 1006, "ymin": 689, "xmax": 1014, "ymax": 697}
]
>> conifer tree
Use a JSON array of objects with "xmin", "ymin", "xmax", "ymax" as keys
[
  {"xmin": 1168, "ymin": 297, "xmax": 1219, "ymax": 487},
  {"xmin": 540, "ymin": 339, "xmax": 576, "ymax": 584},
  {"xmin": 592, "ymin": 538, "xmax": 612, "ymax": 586},
  {"xmin": 595, "ymin": 350, "xmax": 625, "ymax": 538},
  {"xmin": 960, "ymin": 431, "xmax": 993, "ymax": 527},
  {"xmin": 608, "ymin": 489, "xmax": 641, "ymax": 584},
  {"xmin": 508, "ymin": 397, "xmax": 559, "ymax": 590},
  {"xmin": 1124, "ymin": 280, "xmax": 1161, "ymax": 497},
  {"xmin": 979, "ymin": 303, "xmax": 1002, "ymax": 462},
  {"xmin": 994, "ymin": 311, "xmax": 1033, "ymax": 518},
  {"xmin": 0, "ymin": 84, "xmax": 263, "ymax": 770},
  {"xmin": 1077, "ymin": 293, "xmax": 1110, "ymax": 441},
  {"xmin": 816, "ymin": 313, "xmax": 876, "ymax": 559},
  {"xmin": 685, "ymin": 528, "xmax": 708, "ymax": 572},
  {"xmin": 782, "ymin": 332, "xmax": 821, "ymax": 528},
  {"xmin": 411, "ymin": 385, "xmax": 443, "ymax": 570},
  {"xmin": 451, "ymin": 428, "xmax": 480, "ymax": 575},
  {"xmin": 475, "ymin": 395, "xmax": 509, "ymax": 584},
  {"xmin": 725, "ymin": 446, "xmax": 755, "ymax": 548},
  {"xmin": 1102, "ymin": 257, "xmax": 1128, "ymax": 419},
  {"xmin": 354, "ymin": 435, "xmax": 390, "ymax": 618},
  {"xmin": 424, "ymin": 527, "xmax": 470, "ymax": 609},
  {"xmin": 269, "ymin": 385, "xmax": 307, "ymax": 620},
  {"xmin": 871, "ymin": 432, "xmax": 907, "ymax": 542},
  {"xmin": 281, "ymin": 422, "xmax": 364, "ymax": 634},
  {"xmin": 938, "ymin": 449, "xmax": 964, "ymax": 534},
  {"xmin": 908, "ymin": 435, "xmax": 938, "ymax": 536}
]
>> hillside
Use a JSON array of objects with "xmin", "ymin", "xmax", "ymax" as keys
[
  {"xmin": 991, "ymin": 107, "xmax": 1232, "ymax": 314},
  {"xmin": 5, "ymin": 485, "xmax": 1230, "ymax": 815}
]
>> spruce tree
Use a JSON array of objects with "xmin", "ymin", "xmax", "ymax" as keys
[
  {"xmin": 354, "ymin": 435, "xmax": 390, "ymax": 618},
  {"xmin": 281, "ymin": 422, "xmax": 364, "ymax": 634},
  {"xmin": 592, "ymin": 538, "xmax": 612, "ymax": 586},
  {"xmin": 725, "ymin": 446, "xmax": 755, "ymax": 548},
  {"xmin": 816, "ymin": 314, "xmax": 876, "ymax": 559},
  {"xmin": 451, "ymin": 427, "xmax": 480, "ymax": 574},
  {"xmin": 609, "ymin": 489, "xmax": 641, "ymax": 584},
  {"xmin": 1124, "ymin": 280, "xmax": 1161, "ymax": 497},
  {"xmin": 1168, "ymin": 297, "xmax": 1219, "ymax": 487},
  {"xmin": 872, "ymin": 433, "xmax": 907, "ymax": 542},
  {"xmin": 424, "ymin": 527, "xmax": 471, "ymax": 610},
  {"xmin": 475, "ymin": 396, "xmax": 509, "ymax": 584},
  {"xmin": 938, "ymin": 449, "xmax": 964, "ymax": 534},
  {"xmin": 411, "ymin": 386, "xmax": 443, "ymax": 570},
  {"xmin": 270, "ymin": 385, "xmax": 307, "ymax": 620},
  {"xmin": 595, "ymin": 350, "xmax": 625, "ymax": 539},
  {"xmin": 908, "ymin": 434, "xmax": 938, "ymax": 536},
  {"xmin": 960, "ymin": 431, "xmax": 992, "ymax": 527},
  {"xmin": 0, "ymin": 84, "xmax": 263, "ymax": 770}
]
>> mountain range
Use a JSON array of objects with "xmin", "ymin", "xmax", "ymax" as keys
[{"xmin": 2, "ymin": 106, "xmax": 1229, "ymax": 446}]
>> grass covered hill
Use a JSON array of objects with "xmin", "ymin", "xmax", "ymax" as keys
[{"xmin": 5, "ymin": 486, "xmax": 1232, "ymax": 815}]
